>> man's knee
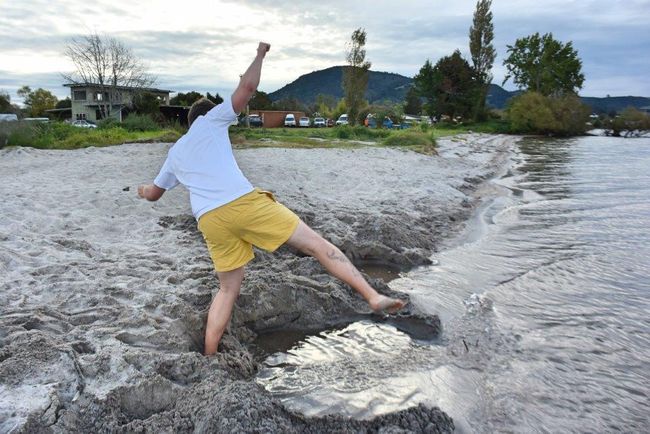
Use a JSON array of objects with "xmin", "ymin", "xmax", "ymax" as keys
[{"xmin": 219, "ymin": 282, "xmax": 241, "ymax": 296}]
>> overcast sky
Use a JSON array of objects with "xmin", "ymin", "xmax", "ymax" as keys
[{"xmin": 1, "ymin": 0, "xmax": 649, "ymax": 104}]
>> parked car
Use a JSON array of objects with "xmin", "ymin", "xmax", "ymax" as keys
[
  {"xmin": 326, "ymin": 118, "xmax": 334, "ymax": 127},
  {"xmin": 284, "ymin": 113, "xmax": 296, "ymax": 127},
  {"xmin": 299, "ymin": 116, "xmax": 310, "ymax": 127},
  {"xmin": 239, "ymin": 114, "xmax": 263, "ymax": 127},
  {"xmin": 72, "ymin": 120, "xmax": 97, "ymax": 129},
  {"xmin": 0, "ymin": 114, "xmax": 18, "ymax": 122},
  {"xmin": 335, "ymin": 114, "xmax": 348, "ymax": 125},
  {"xmin": 313, "ymin": 117, "xmax": 326, "ymax": 127}
]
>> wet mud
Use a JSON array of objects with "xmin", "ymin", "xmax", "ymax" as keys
[{"xmin": 0, "ymin": 134, "xmax": 515, "ymax": 432}]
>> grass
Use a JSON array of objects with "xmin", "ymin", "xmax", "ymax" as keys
[
  {"xmin": 1, "ymin": 119, "xmax": 511, "ymax": 153},
  {"xmin": 1, "ymin": 120, "xmax": 182, "ymax": 150}
]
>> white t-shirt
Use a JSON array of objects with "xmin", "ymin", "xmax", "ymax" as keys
[{"xmin": 153, "ymin": 97, "xmax": 254, "ymax": 219}]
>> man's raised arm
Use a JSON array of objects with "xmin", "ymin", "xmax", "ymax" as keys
[{"xmin": 231, "ymin": 42, "xmax": 270, "ymax": 114}]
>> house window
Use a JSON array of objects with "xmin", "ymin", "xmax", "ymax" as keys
[
  {"xmin": 73, "ymin": 90, "xmax": 86, "ymax": 101},
  {"xmin": 95, "ymin": 92, "xmax": 103, "ymax": 101},
  {"xmin": 76, "ymin": 113, "xmax": 86, "ymax": 120}
]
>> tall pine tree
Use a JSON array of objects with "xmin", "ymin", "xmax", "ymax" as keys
[{"xmin": 469, "ymin": 0, "xmax": 496, "ymax": 121}]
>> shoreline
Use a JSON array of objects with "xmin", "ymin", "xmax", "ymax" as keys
[{"xmin": 0, "ymin": 133, "xmax": 517, "ymax": 432}]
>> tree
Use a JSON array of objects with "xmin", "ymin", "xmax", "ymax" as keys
[
  {"xmin": 403, "ymin": 85, "xmax": 422, "ymax": 115},
  {"xmin": 17, "ymin": 86, "xmax": 58, "ymax": 117},
  {"xmin": 469, "ymin": 0, "xmax": 496, "ymax": 121},
  {"xmin": 413, "ymin": 60, "xmax": 438, "ymax": 118},
  {"xmin": 63, "ymin": 32, "xmax": 155, "ymax": 119},
  {"xmin": 206, "ymin": 92, "xmax": 224, "ymax": 105},
  {"xmin": 416, "ymin": 51, "xmax": 475, "ymax": 120},
  {"xmin": 56, "ymin": 97, "xmax": 71, "ymax": 109},
  {"xmin": 248, "ymin": 91, "xmax": 273, "ymax": 110},
  {"xmin": 133, "ymin": 91, "xmax": 160, "ymax": 115},
  {"xmin": 503, "ymin": 32, "xmax": 584, "ymax": 96},
  {"xmin": 0, "ymin": 90, "xmax": 12, "ymax": 112},
  {"xmin": 343, "ymin": 28, "xmax": 371, "ymax": 126},
  {"xmin": 169, "ymin": 91, "xmax": 203, "ymax": 106}
]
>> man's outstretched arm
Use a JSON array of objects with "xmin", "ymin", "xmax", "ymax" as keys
[{"xmin": 232, "ymin": 42, "xmax": 270, "ymax": 114}]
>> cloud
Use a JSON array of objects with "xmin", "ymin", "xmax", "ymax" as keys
[{"xmin": 1, "ymin": 0, "xmax": 649, "ymax": 100}]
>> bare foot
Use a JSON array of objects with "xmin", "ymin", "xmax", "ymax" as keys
[{"xmin": 370, "ymin": 294, "xmax": 407, "ymax": 314}]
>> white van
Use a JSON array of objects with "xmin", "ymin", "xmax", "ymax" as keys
[
  {"xmin": 336, "ymin": 114, "xmax": 349, "ymax": 125},
  {"xmin": 0, "ymin": 114, "xmax": 18, "ymax": 122},
  {"xmin": 284, "ymin": 113, "xmax": 296, "ymax": 127}
]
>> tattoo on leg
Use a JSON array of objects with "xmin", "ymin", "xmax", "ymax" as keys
[
  {"xmin": 327, "ymin": 249, "xmax": 363, "ymax": 278},
  {"xmin": 327, "ymin": 249, "xmax": 349, "ymax": 263}
]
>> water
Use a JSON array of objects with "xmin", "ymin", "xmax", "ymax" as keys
[{"xmin": 256, "ymin": 136, "xmax": 650, "ymax": 432}]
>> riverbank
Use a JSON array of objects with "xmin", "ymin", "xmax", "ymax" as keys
[{"xmin": 0, "ymin": 133, "xmax": 516, "ymax": 432}]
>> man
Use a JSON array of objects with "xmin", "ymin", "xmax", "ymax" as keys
[{"xmin": 138, "ymin": 42, "xmax": 405, "ymax": 355}]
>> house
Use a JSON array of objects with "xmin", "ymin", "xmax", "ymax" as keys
[{"xmin": 63, "ymin": 83, "xmax": 172, "ymax": 122}]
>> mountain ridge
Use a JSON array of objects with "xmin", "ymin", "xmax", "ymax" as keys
[{"xmin": 268, "ymin": 66, "xmax": 650, "ymax": 113}]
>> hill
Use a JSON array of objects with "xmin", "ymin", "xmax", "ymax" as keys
[
  {"xmin": 268, "ymin": 67, "xmax": 650, "ymax": 113},
  {"xmin": 268, "ymin": 66, "xmax": 412, "ymax": 104}
]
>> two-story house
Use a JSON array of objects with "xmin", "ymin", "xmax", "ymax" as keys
[{"xmin": 64, "ymin": 83, "xmax": 172, "ymax": 122}]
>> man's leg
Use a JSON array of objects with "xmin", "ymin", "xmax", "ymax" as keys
[
  {"xmin": 204, "ymin": 266, "xmax": 245, "ymax": 355},
  {"xmin": 285, "ymin": 221, "xmax": 406, "ymax": 313}
]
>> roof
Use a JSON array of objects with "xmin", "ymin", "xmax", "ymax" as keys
[{"xmin": 63, "ymin": 83, "xmax": 172, "ymax": 93}]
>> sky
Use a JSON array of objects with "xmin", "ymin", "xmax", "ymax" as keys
[{"xmin": 1, "ymin": 0, "xmax": 649, "ymax": 105}]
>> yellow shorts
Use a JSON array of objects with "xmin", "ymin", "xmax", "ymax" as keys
[{"xmin": 197, "ymin": 189, "xmax": 300, "ymax": 272}]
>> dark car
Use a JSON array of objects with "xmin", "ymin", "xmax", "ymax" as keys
[{"xmin": 239, "ymin": 114, "xmax": 263, "ymax": 127}]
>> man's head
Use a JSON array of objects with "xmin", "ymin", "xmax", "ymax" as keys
[{"xmin": 188, "ymin": 98, "xmax": 216, "ymax": 127}]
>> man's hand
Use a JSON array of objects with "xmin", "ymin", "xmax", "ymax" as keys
[
  {"xmin": 137, "ymin": 184, "xmax": 165, "ymax": 201},
  {"xmin": 257, "ymin": 42, "xmax": 270, "ymax": 57},
  {"xmin": 137, "ymin": 184, "xmax": 148, "ymax": 199}
]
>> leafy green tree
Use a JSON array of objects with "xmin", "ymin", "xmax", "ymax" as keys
[
  {"xmin": 343, "ymin": 28, "xmax": 371, "ymax": 126},
  {"xmin": 311, "ymin": 93, "xmax": 337, "ymax": 117},
  {"xmin": 17, "ymin": 86, "xmax": 58, "ymax": 117},
  {"xmin": 469, "ymin": 0, "xmax": 496, "ymax": 121},
  {"xmin": 206, "ymin": 92, "xmax": 224, "ymax": 105},
  {"xmin": 133, "ymin": 91, "xmax": 160, "ymax": 115},
  {"xmin": 419, "ymin": 51, "xmax": 475, "ymax": 120},
  {"xmin": 413, "ymin": 60, "xmax": 438, "ymax": 118},
  {"xmin": 403, "ymin": 85, "xmax": 422, "ymax": 115},
  {"xmin": 169, "ymin": 91, "xmax": 203, "ymax": 106},
  {"xmin": 55, "ymin": 97, "xmax": 71, "ymax": 109},
  {"xmin": 503, "ymin": 32, "xmax": 585, "ymax": 96},
  {"xmin": 249, "ymin": 90, "xmax": 273, "ymax": 110}
]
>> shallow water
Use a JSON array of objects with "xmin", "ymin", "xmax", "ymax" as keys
[{"xmin": 256, "ymin": 136, "xmax": 650, "ymax": 432}]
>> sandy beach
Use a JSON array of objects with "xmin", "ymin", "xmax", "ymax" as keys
[{"xmin": 0, "ymin": 133, "xmax": 516, "ymax": 433}]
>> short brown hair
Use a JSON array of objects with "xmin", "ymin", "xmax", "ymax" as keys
[{"xmin": 188, "ymin": 98, "xmax": 216, "ymax": 127}]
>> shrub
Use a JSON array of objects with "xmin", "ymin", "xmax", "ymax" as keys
[
  {"xmin": 334, "ymin": 125, "xmax": 352, "ymax": 139},
  {"xmin": 609, "ymin": 107, "xmax": 650, "ymax": 137},
  {"xmin": 507, "ymin": 91, "xmax": 590, "ymax": 136},
  {"xmin": 97, "ymin": 117, "xmax": 121, "ymax": 129},
  {"xmin": 121, "ymin": 113, "xmax": 159, "ymax": 132},
  {"xmin": 382, "ymin": 131, "xmax": 437, "ymax": 154}
]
